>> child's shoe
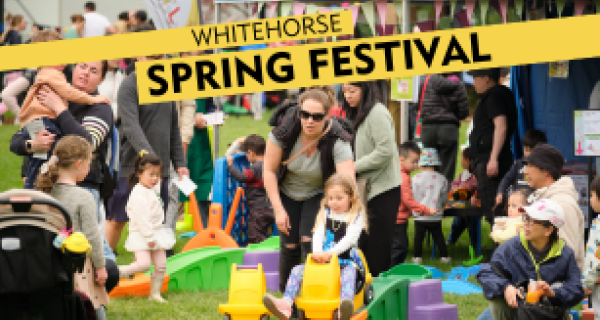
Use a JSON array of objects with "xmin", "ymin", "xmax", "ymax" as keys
[
  {"xmin": 411, "ymin": 257, "xmax": 422, "ymax": 264},
  {"xmin": 148, "ymin": 276, "xmax": 166, "ymax": 303},
  {"xmin": 117, "ymin": 266, "xmax": 134, "ymax": 280},
  {"xmin": 441, "ymin": 257, "xmax": 452, "ymax": 263},
  {"xmin": 338, "ymin": 299, "xmax": 353, "ymax": 320},
  {"xmin": 263, "ymin": 293, "xmax": 292, "ymax": 320}
]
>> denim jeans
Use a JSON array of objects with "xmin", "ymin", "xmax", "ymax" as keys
[
  {"xmin": 82, "ymin": 187, "xmax": 116, "ymax": 262},
  {"xmin": 476, "ymin": 307, "xmax": 493, "ymax": 320}
]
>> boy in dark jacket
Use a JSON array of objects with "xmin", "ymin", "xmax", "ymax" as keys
[
  {"xmin": 495, "ymin": 129, "xmax": 547, "ymax": 206},
  {"xmin": 226, "ymin": 134, "xmax": 274, "ymax": 243}
]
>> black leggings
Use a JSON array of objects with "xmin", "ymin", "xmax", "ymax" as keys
[
  {"xmin": 413, "ymin": 221, "xmax": 448, "ymax": 258},
  {"xmin": 359, "ymin": 186, "xmax": 401, "ymax": 277},
  {"xmin": 278, "ymin": 192, "xmax": 323, "ymax": 292}
]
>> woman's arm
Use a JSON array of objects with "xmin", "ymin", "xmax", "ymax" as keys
[
  {"xmin": 179, "ymin": 99, "xmax": 196, "ymax": 146},
  {"xmin": 354, "ymin": 105, "xmax": 397, "ymax": 174},
  {"xmin": 335, "ymin": 159, "xmax": 356, "ymax": 182},
  {"xmin": 263, "ymin": 138, "xmax": 289, "ymax": 234},
  {"xmin": 264, "ymin": 139, "xmax": 284, "ymax": 211},
  {"xmin": 549, "ymin": 252, "xmax": 585, "ymax": 308},
  {"xmin": 36, "ymin": 85, "xmax": 113, "ymax": 151},
  {"xmin": 10, "ymin": 128, "xmax": 55, "ymax": 156},
  {"xmin": 476, "ymin": 246, "xmax": 513, "ymax": 300}
]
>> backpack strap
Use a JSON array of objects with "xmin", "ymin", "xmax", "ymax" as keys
[{"xmin": 282, "ymin": 120, "xmax": 332, "ymax": 166}]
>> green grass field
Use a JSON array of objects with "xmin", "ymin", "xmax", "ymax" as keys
[{"xmin": 0, "ymin": 114, "xmax": 492, "ymax": 319}]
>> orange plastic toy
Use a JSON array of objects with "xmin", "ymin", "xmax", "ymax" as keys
[
  {"xmin": 109, "ymin": 274, "xmax": 169, "ymax": 298},
  {"xmin": 181, "ymin": 188, "xmax": 243, "ymax": 252}
]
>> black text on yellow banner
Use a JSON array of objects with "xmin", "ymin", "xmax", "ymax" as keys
[
  {"xmin": 136, "ymin": 15, "xmax": 600, "ymax": 104},
  {"xmin": 0, "ymin": 11, "xmax": 352, "ymax": 72}
]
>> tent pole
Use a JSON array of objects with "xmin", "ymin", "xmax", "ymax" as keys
[
  {"xmin": 0, "ymin": 0, "xmax": 4, "ymax": 31},
  {"xmin": 400, "ymin": 0, "xmax": 411, "ymax": 143},
  {"xmin": 212, "ymin": 2, "xmax": 221, "ymax": 162}
]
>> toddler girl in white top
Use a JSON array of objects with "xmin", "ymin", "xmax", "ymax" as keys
[{"xmin": 118, "ymin": 151, "xmax": 175, "ymax": 303}]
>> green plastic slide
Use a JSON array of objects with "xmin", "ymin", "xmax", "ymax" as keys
[{"xmin": 146, "ymin": 246, "xmax": 245, "ymax": 291}]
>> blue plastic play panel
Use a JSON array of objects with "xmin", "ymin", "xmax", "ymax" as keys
[{"xmin": 212, "ymin": 154, "xmax": 278, "ymax": 246}]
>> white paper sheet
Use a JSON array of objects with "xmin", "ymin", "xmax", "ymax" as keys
[
  {"xmin": 202, "ymin": 112, "xmax": 224, "ymax": 126},
  {"xmin": 172, "ymin": 175, "xmax": 197, "ymax": 196}
]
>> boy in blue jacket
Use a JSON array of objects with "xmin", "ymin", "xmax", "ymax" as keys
[{"xmin": 477, "ymin": 199, "xmax": 584, "ymax": 319}]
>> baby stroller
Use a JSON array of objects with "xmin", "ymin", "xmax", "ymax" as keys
[{"xmin": 0, "ymin": 189, "xmax": 91, "ymax": 320}]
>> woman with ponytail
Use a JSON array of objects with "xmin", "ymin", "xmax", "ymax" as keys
[{"xmin": 36, "ymin": 135, "xmax": 111, "ymax": 320}]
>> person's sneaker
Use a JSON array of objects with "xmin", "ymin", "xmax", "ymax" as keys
[
  {"xmin": 411, "ymin": 257, "xmax": 422, "ymax": 264},
  {"xmin": 338, "ymin": 299, "xmax": 353, "ymax": 320},
  {"xmin": 263, "ymin": 293, "xmax": 292, "ymax": 320},
  {"xmin": 441, "ymin": 257, "xmax": 452, "ymax": 263}
]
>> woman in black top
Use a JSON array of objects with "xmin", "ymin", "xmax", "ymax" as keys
[{"xmin": 1, "ymin": 14, "xmax": 26, "ymax": 45}]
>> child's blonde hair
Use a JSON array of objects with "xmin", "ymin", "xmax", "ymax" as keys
[
  {"xmin": 313, "ymin": 173, "xmax": 369, "ymax": 233},
  {"xmin": 36, "ymin": 135, "xmax": 93, "ymax": 193}
]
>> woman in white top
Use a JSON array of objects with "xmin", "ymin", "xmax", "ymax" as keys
[{"xmin": 97, "ymin": 59, "xmax": 124, "ymax": 121}]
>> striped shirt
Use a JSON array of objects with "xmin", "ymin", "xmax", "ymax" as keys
[{"xmin": 56, "ymin": 101, "xmax": 114, "ymax": 189}]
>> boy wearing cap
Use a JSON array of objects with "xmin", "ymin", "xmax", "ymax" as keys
[
  {"xmin": 525, "ymin": 143, "xmax": 584, "ymax": 269},
  {"xmin": 467, "ymin": 68, "xmax": 518, "ymax": 226},
  {"xmin": 477, "ymin": 199, "xmax": 584, "ymax": 320}
]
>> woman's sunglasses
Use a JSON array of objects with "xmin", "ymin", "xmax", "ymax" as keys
[{"xmin": 299, "ymin": 110, "xmax": 326, "ymax": 122}]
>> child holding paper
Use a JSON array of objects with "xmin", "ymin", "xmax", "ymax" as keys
[
  {"xmin": 226, "ymin": 134, "xmax": 275, "ymax": 243},
  {"xmin": 118, "ymin": 151, "xmax": 175, "ymax": 303}
]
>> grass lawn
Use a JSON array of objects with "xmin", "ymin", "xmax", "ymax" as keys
[{"xmin": 0, "ymin": 113, "xmax": 492, "ymax": 319}]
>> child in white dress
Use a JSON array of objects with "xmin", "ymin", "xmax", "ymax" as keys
[{"xmin": 118, "ymin": 151, "xmax": 175, "ymax": 303}]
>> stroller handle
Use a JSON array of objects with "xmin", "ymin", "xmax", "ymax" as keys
[{"xmin": 0, "ymin": 198, "xmax": 73, "ymax": 230}]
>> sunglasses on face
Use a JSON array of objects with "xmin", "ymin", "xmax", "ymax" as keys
[{"xmin": 299, "ymin": 110, "xmax": 326, "ymax": 122}]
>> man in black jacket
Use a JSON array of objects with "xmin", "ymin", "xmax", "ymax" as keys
[{"xmin": 419, "ymin": 73, "xmax": 470, "ymax": 182}]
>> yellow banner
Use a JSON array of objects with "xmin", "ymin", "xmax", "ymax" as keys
[
  {"xmin": 135, "ymin": 14, "xmax": 600, "ymax": 104},
  {"xmin": 0, "ymin": 11, "xmax": 352, "ymax": 72}
]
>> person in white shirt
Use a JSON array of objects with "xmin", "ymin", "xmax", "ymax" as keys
[
  {"xmin": 83, "ymin": 2, "xmax": 116, "ymax": 38},
  {"xmin": 97, "ymin": 59, "xmax": 124, "ymax": 121}
]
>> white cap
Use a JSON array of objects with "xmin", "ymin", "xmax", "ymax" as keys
[{"xmin": 519, "ymin": 199, "xmax": 565, "ymax": 228}]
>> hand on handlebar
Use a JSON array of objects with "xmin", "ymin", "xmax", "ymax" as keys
[{"xmin": 312, "ymin": 252, "xmax": 332, "ymax": 263}]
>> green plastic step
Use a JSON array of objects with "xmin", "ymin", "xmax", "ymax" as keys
[
  {"xmin": 366, "ymin": 278, "xmax": 409, "ymax": 320},
  {"xmin": 380, "ymin": 263, "xmax": 432, "ymax": 281},
  {"xmin": 246, "ymin": 236, "xmax": 280, "ymax": 252}
]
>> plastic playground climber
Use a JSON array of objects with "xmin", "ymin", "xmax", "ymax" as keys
[{"xmin": 113, "ymin": 153, "xmax": 466, "ymax": 319}]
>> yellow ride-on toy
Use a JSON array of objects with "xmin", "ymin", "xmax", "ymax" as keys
[
  {"xmin": 219, "ymin": 263, "xmax": 271, "ymax": 320},
  {"xmin": 295, "ymin": 250, "xmax": 373, "ymax": 319}
]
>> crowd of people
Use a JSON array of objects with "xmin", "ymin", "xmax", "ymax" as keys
[
  {"xmin": 0, "ymin": 2, "xmax": 215, "ymax": 319},
  {"xmin": 0, "ymin": 2, "xmax": 596, "ymax": 319}
]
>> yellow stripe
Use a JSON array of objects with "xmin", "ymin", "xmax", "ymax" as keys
[
  {"xmin": 0, "ymin": 12, "xmax": 352, "ymax": 72},
  {"xmin": 135, "ymin": 14, "xmax": 600, "ymax": 103}
]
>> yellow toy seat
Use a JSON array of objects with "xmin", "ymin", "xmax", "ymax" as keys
[
  {"xmin": 218, "ymin": 263, "xmax": 270, "ymax": 320},
  {"xmin": 296, "ymin": 254, "xmax": 341, "ymax": 319},
  {"xmin": 296, "ymin": 250, "xmax": 373, "ymax": 319}
]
